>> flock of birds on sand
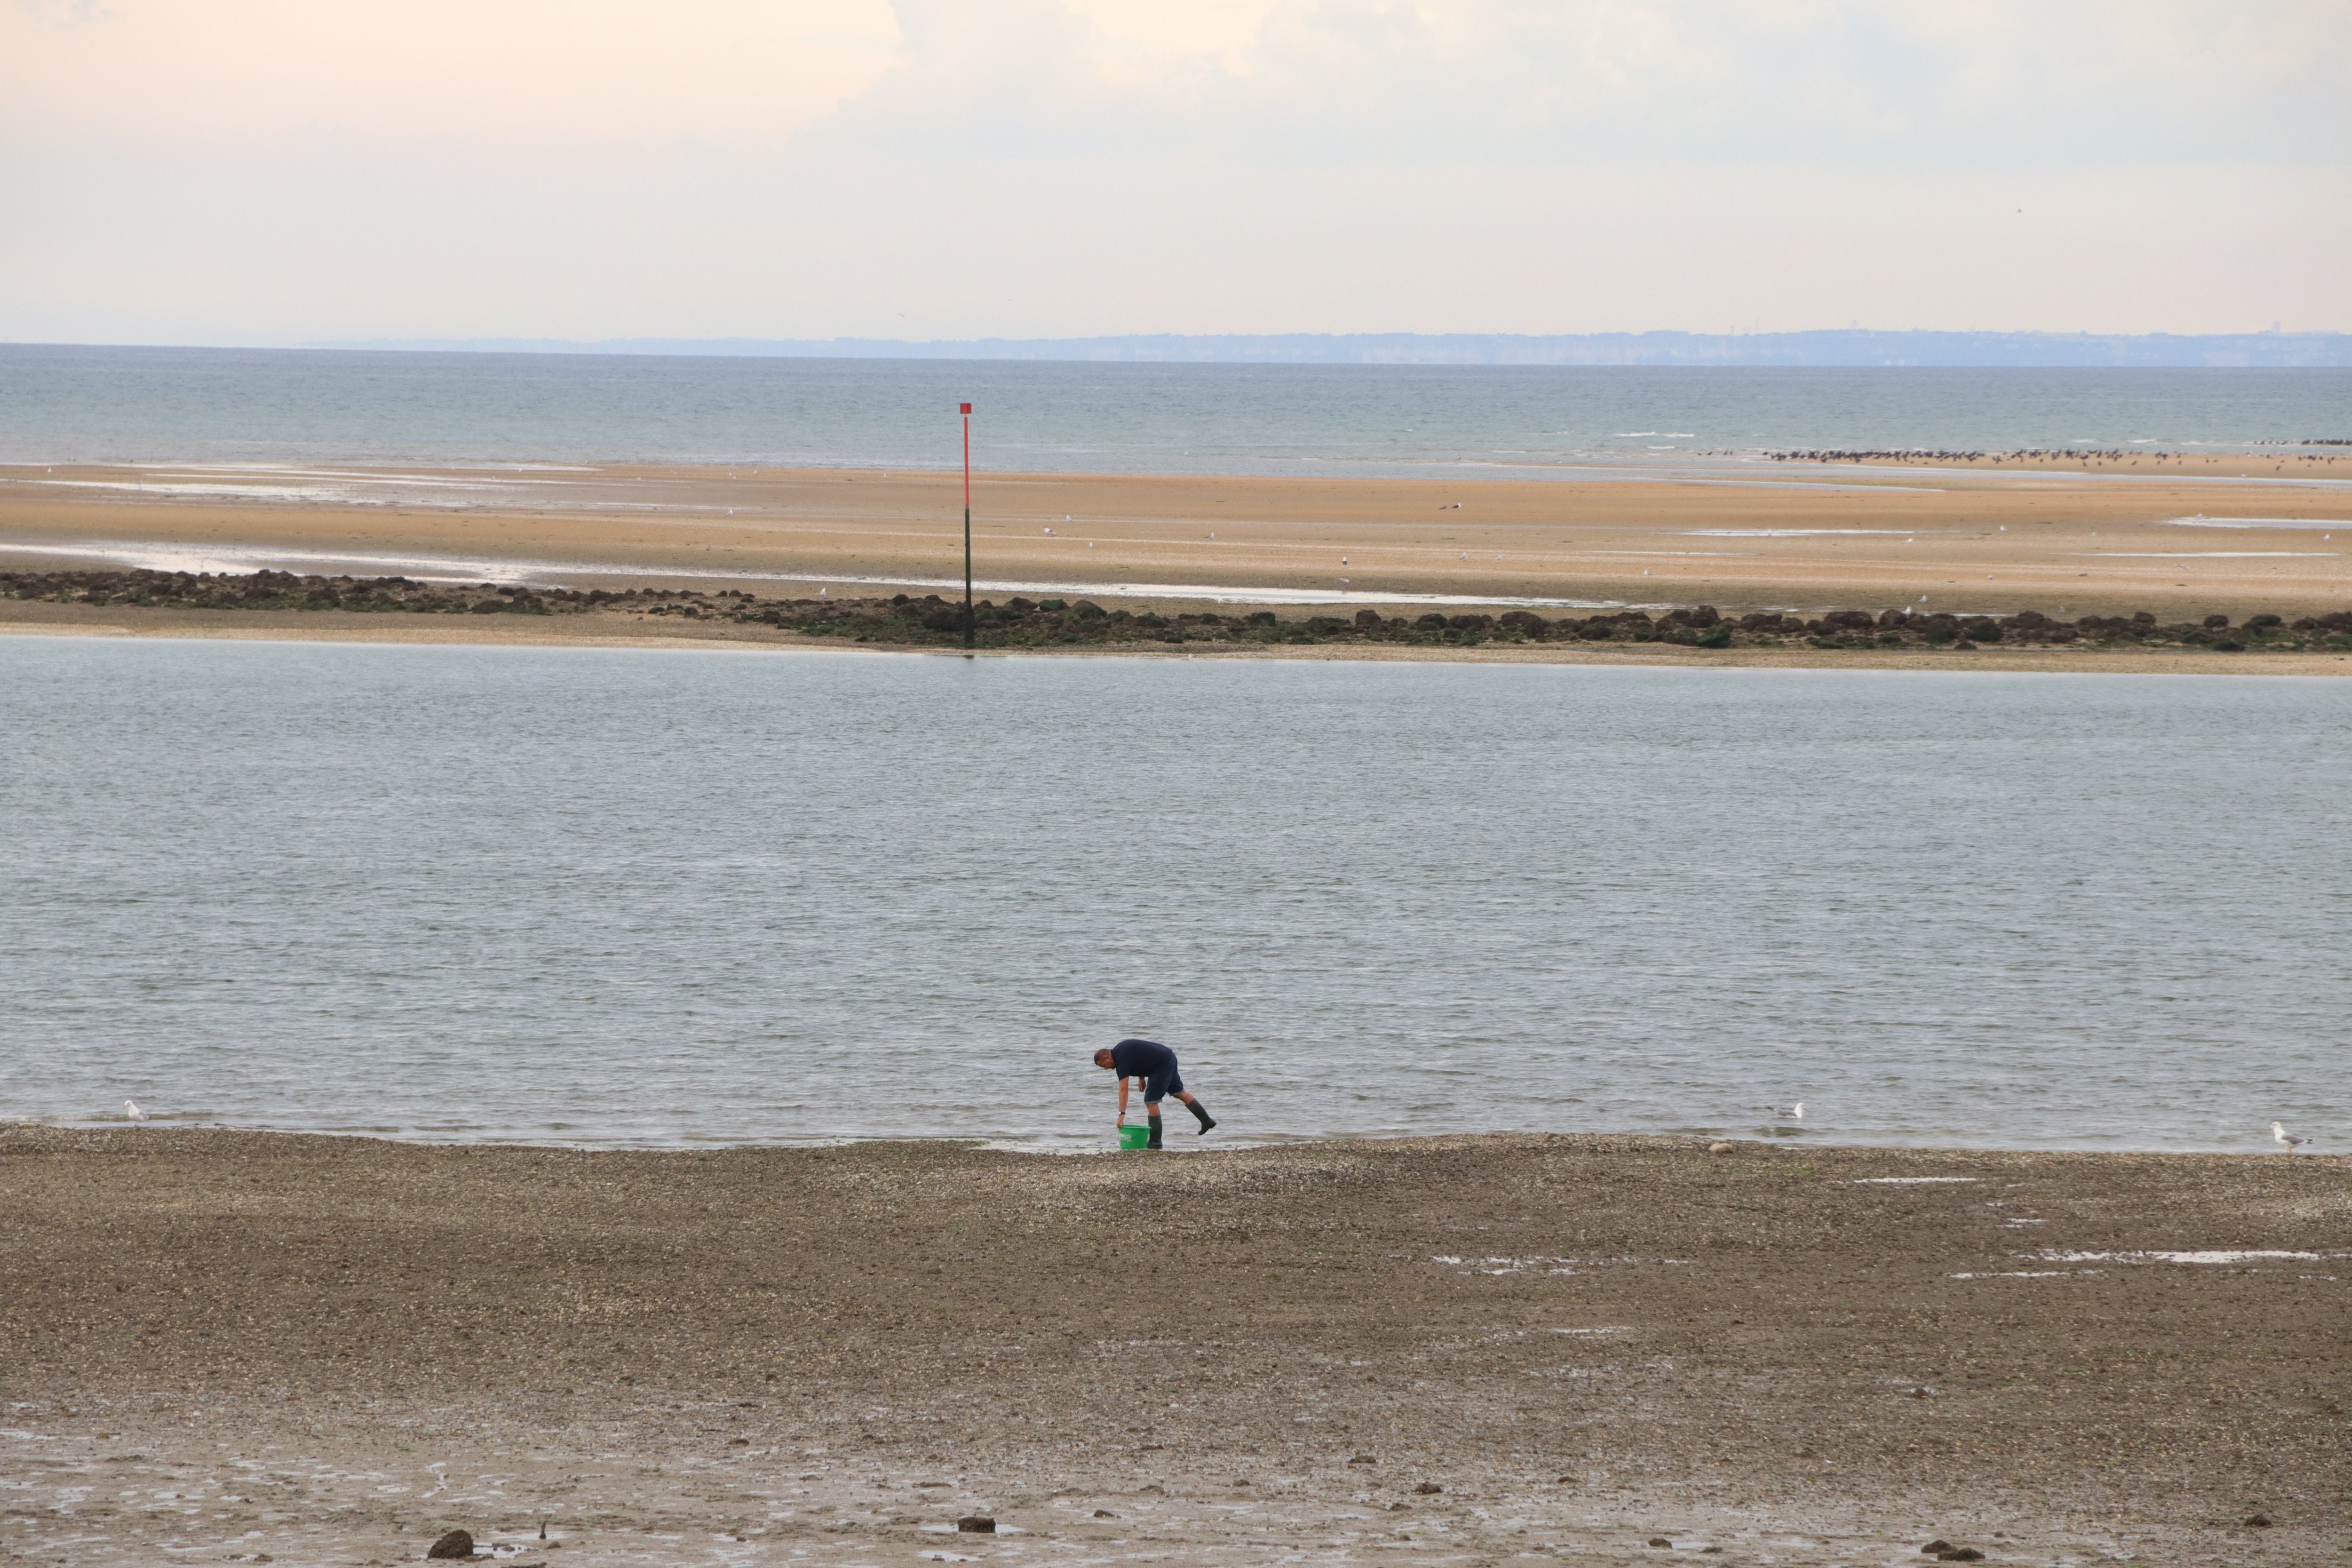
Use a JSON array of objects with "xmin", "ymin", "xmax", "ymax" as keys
[{"xmin": 112, "ymin": 1098, "xmax": 2326, "ymax": 1152}]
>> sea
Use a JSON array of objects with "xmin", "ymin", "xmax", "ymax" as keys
[
  {"xmin": 3, "ymin": 344, "xmax": 2349, "ymax": 474},
  {"xmin": 3, "ymin": 637, "xmax": 2345, "ymax": 1154},
  {"xmin": 4, "ymin": 348, "xmax": 2349, "ymax": 1154}
]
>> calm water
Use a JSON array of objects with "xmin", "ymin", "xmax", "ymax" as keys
[
  {"xmin": 3, "ymin": 636, "xmax": 2345, "ymax": 1153},
  {"xmin": 4, "ymin": 345, "xmax": 2349, "ymax": 472}
]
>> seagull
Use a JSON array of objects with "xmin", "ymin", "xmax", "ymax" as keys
[
  {"xmin": 1763, "ymin": 1102, "xmax": 1804, "ymax": 1122},
  {"xmin": 1043, "ymin": 526, "xmax": 1054, "ymax": 535},
  {"xmin": 124, "ymin": 1099, "xmax": 146, "ymax": 1121},
  {"xmin": 2271, "ymin": 1121, "xmax": 2312, "ymax": 1154}
]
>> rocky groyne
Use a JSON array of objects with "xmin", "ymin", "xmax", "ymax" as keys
[{"xmin": 8, "ymin": 568, "xmax": 2352, "ymax": 653}]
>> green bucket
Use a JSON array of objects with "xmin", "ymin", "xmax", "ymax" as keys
[{"xmin": 1117, "ymin": 1124, "xmax": 1152, "ymax": 1151}]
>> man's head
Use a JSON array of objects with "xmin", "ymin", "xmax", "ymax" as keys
[{"xmin": 1092, "ymin": 1048, "xmax": 1116, "ymax": 1069}]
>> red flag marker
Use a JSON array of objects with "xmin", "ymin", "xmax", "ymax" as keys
[{"xmin": 959, "ymin": 403, "xmax": 974, "ymax": 649}]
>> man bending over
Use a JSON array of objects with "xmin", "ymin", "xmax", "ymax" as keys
[{"xmin": 1094, "ymin": 1037, "xmax": 1216, "ymax": 1149}]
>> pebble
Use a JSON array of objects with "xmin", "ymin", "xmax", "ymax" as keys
[{"xmin": 425, "ymin": 1528, "xmax": 475, "ymax": 1560}]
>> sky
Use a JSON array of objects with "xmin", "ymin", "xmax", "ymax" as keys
[{"xmin": 2, "ymin": 0, "xmax": 2347, "ymax": 345}]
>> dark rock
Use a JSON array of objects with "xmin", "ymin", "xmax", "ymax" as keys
[
  {"xmin": 1448, "ymin": 613, "xmax": 1494, "ymax": 631},
  {"xmin": 1412, "ymin": 1481, "xmax": 1442, "ymax": 1494},
  {"xmin": 1093, "ymin": 1509, "xmax": 1116, "ymax": 1518},
  {"xmin": 426, "ymin": 1529, "xmax": 475, "ymax": 1559},
  {"xmin": 2248, "ymin": 613, "xmax": 2282, "ymax": 629},
  {"xmin": 956, "ymin": 1514, "xmax": 996, "ymax": 1533},
  {"xmin": 1648, "ymin": 1536, "xmax": 1673, "ymax": 1547},
  {"xmin": 1347, "ymin": 1453, "xmax": 1376, "ymax": 1464},
  {"xmin": 1246, "ymin": 610, "xmax": 1277, "ymax": 625},
  {"xmin": 1414, "ymin": 613, "xmax": 1448, "ymax": 629},
  {"xmin": 1822, "ymin": 609, "xmax": 1875, "ymax": 630},
  {"xmin": 1354, "ymin": 609, "xmax": 1385, "ymax": 627},
  {"xmin": 1953, "ymin": 639, "xmax": 1978, "ymax": 650},
  {"xmin": 2204, "ymin": 613, "xmax": 2232, "ymax": 628},
  {"xmin": 1688, "ymin": 604, "xmax": 1721, "ymax": 627},
  {"xmin": 2245, "ymin": 1514, "xmax": 2273, "ymax": 1528},
  {"xmin": 1071, "ymin": 600, "xmax": 1106, "ymax": 620},
  {"xmin": 1936, "ymin": 1551, "xmax": 1984, "ymax": 1562},
  {"xmin": 1922, "ymin": 1540, "xmax": 1954, "ymax": 1553},
  {"xmin": 469, "ymin": 600, "xmax": 505, "ymax": 614}
]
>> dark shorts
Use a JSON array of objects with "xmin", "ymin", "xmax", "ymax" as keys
[{"xmin": 1143, "ymin": 1066, "xmax": 1184, "ymax": 1104}]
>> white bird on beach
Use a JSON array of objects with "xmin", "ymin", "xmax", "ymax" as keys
[
  {"xmin": 1763, "ymin": 1102, "xmax": 1804, "ymax": 1122},
  {"xmin": 2271, "ymin": 1121, "xmax": 2312, "ymax": 1154},
  {"xmin": 124, "ymin": 1099, "xmax": 146, "ymax": 1122}
]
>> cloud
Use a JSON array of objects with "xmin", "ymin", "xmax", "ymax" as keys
[
  {"xmin": 0, "ymin": 0, "xmax": 2345, "ymax": 341},
  {"xmin": 834, "ymin": 0, "xmax": 2352, "ymax": 164},
  {"xmin": 0, "ymin": 0, "xmax": 905, "ymax": 141}
]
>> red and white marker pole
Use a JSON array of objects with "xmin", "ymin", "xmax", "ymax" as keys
[{"xmin": 960, "ymin": 401, "xmax": 974, "ymax": 649}]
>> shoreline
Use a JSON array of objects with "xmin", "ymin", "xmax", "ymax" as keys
[
  {"xmin": 8, "ymin": 1115, "xmax": 2333, "ymax": 1157},
  {"xmin": 6, "ymin": 1127, "xmax": 2344, "ymax": 1567},
  {"xmin": 8, "ymin": 583, "xmax": 2352, "ymax": 676}
]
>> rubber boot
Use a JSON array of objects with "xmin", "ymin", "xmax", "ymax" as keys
[
  {"xmin": 1186, "ymin": 1098, "xmax": 1216, "ymax": 1134},
  {"xmin": 1146, "ymin": 1113, "xmax": 1164, "ymax": 1150}
]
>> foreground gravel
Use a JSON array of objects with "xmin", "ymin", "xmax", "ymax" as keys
[{"xmin": 1, "ymin": 1129, "xmax": 2344, "ymax": 1566}]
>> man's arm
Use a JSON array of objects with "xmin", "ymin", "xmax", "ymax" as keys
[{"xmin": 1115, "ymin": 1076, "xmax": 1130, "ymax": 1124}]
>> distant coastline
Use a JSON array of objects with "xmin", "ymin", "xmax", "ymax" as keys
[{"xmin": 304, "ymin": 328, "xmax": 2352, "ymax": 368}]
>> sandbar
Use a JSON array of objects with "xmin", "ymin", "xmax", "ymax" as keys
[{"xmin": 6, "ymin": 459, "xmax": 2352, "ymax": 632}]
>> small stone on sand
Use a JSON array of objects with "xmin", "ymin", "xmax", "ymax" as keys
[
  {"xmin": 956, "ymin": 1514, "xmax": 996, "ymax": 1533},
  {"xmin": 425, "ymin": 1528, "xmax": 474, "ymax": 1560}
]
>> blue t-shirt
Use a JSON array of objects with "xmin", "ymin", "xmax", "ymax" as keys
[{"xmin": 1109, "ymin": 1038, "xmax": 1176, "ymax": 1079}]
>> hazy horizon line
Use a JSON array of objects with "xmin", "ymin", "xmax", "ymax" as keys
[{"xmin": 302, "ymin": 327, "xmax": 2352, "ymax": 369}]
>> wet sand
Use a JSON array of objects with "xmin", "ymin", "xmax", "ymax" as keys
[
  {"xmin": 6, "ymin": 459, "xmax": 2352, "ymax": 626},
  {"xmin": 3, "ymin": 1128, "xmax": 2345, "ymax": 1566}
]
